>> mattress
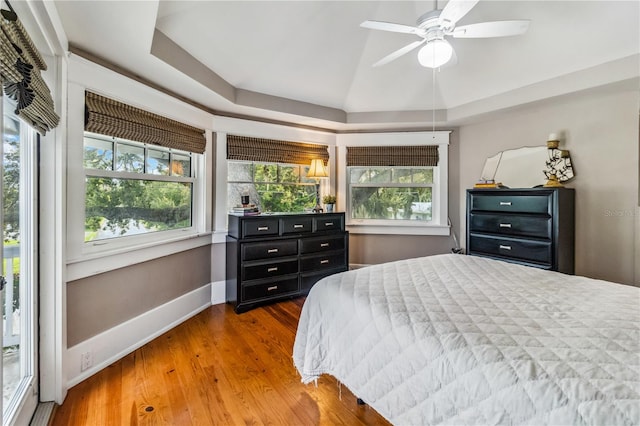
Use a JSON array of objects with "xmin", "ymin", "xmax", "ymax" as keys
[{"xmin": 293, "ymin": 254, "xmax": 640, "ymax": 425}]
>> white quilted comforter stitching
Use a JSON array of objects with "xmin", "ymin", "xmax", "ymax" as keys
[{"xmin": 292, "ymin": 254, "xmax": 640, "ymax": 425}]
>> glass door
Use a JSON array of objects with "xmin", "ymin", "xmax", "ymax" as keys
[{"xmin": 1, "ymin": 96, "xmax": 38, "ymax": 425}]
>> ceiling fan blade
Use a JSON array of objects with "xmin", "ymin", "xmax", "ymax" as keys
[
  {"xmin": 452, "ymin": 20, "xmax": 530, "ymax": 38},
  {"xmin": 439, "ymin": 0, "xmax": 480, "ymax": 27},
  {"xmin": 373, "ymin": 39, "xmax": 426, "ymax": 67},
  {"xmin": 360, "ymin": 20, "xmax": 422, "ymax": 35}
]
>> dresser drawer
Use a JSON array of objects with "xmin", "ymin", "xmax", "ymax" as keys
[
  {"xmin": 241, "ymin": 218, "xmax": 279, "ymax": 238},
  {"xmin": 314, "ymin": 214, "xmax": 345, "ymax": 232},
  {"xmin": 242, "ymin": 277, "xmax": 299, "ymax": 302},
  {"xmin": 300, "ymin": 251, "xmax": 347, "ymax": 273},
  {"xmin": 470, "ymin": 193, "xmax": 551, "ymax": 214},
  {"xmin": 469, "ymin": 213, "xmax": 552, "ymax": 239},
  {"xmin": 242, "ymin": 239, "xmax": 298, "ymax": 261},
  {"xmin": 281, "ymin": 216, "xmax": 313, "ymax": 234},
  {"xmin": 242, "ymin": 258, "xmax": 298, "ymax": 281},
  {"xmin": 300, "ymin": 234, "xmax": 346, "ymax": 254},
  {"xmin": 469, "ymin": 234, "xmax": 552, "ymax": 265}
]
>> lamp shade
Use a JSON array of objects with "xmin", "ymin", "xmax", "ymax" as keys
[
  {"xmin": 417, "ymin": 39, "xmax": 453, "ymax": 68},
  {"xmin": 307, "ymin": 159, "xmax": 328, "ymax": 178}
]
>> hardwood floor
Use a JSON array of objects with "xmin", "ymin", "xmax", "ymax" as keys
[{"xmin": 51, "ymin": 299, "xmax": 390, "ymax": 425}]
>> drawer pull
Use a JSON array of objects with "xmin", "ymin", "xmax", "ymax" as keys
[
  {"xmin": 320, "ymin": 259, "xmax": 330, "ymax": 264},
  {"xmin": 267, "ymin": 248, "xmax": 279, "ymax": 253},
  {"xmin": 257, "ymin": 226, "xmax": 269, "ymax": 231},
  {"xmin": 267, "ymin": 286, "xmax": 278, "ymax": 291},
  {"xmin": 294, "ymin": 224, "xmax": 304, "ymax": 229},
  {"xmin": 267, "ymin": 267, "xmax": 278, "ymax": 272},
  {"xmin": 499, "ymin": 245, "xmax": 512, "ymax": 250},
  {"xmin": 324, "ymin": 222, "xmax": 334, "ymax": 226},
  {"xmin": 499, "ymin": 201, "xmax": 512, "ymax": 206},
  {"xmin": 320, "ymin": 243, "xmax": 330, "ymax": 247},
  {"xmin": 499, "ymin": 223, "xmax": 512, "ymax": 228}
]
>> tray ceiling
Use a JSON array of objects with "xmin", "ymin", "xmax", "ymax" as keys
[{"xmin": 54, "ymin": 1, "xmax": 640, "ymax": 130}]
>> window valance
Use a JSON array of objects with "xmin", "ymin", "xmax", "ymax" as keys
[
  {"xmin": 84, "ymin": 91, "xmax": 206, "ymax": 154},
  {"xmin": 227, "ymin": 134, "xmax": 329, "ymax": 166},
  {"xmin": 346, "ymin": 145, "xmax": 439, "ymax": 167},
  {"xmin": 0, "ymin": 7, "xmax": 59, "ymax": 135}
]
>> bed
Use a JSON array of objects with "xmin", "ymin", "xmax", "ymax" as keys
[{"xmin": 293, "ymin": 254, "xmax": 640, "ymax": 425}]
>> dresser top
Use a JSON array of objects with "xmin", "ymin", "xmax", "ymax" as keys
[
  {"xmin": 229, "ymin": 212, "xmax": 343, "ymax": 218},
  {"xmin": 468, "ymin": 187, "xmax": 574, "ymax": 192}
]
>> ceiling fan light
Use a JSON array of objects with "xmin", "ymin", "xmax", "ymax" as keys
[{"xmin": 417, "ymin": 39, "xmax": 453, "ymax": 68}]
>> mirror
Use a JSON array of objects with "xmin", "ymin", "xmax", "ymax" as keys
[
  {"xmin": 479, "ymin": 145, "xmax": 575, "ymax": 188},
  {"xmin": 480, "ymin": 146, "xmax": 548, "ymax": 188}
]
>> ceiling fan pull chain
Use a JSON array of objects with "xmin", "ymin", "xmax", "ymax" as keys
[{"xmin": 432, "ymin": 66, "xmax": 436, "ymax": 136}]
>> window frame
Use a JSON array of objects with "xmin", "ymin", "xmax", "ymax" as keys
[
  {"xmin": 212, "ymin": 124, "xmax": 337, "ymax": 243},
  {"xmin": 337, "ymin": 131, "xmax": 450, "ymax": 236},
  {"xmin": 66, "ymin": 84, "xmax": 211, "ymax": 271}
]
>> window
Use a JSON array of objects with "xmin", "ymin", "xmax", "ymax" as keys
[
  {"xmin": 83, "ymin": 133, "xmax": 194, "ymax": 242},
  {"xmin": 349, "ymin": 167, "xmax": 434, "ymax": 221},
  {"xmin": 66, "ymin": 90, "xmax": 208, "ymax": 263},
  {"xmin": 227, "ymin": 161, "xmax": 316, "ymax": 213},
  {"xmin": 339, "ymin": 131, "xmax": 449, "ymax": 235},
  {"xmin": 225, "ymin": 134, "xmax": 330, "ymax": 215}
]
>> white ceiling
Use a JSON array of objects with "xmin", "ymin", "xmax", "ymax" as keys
[{"xmin": 54, "ymin": 1, "xmax": 640, "ymax": 130}]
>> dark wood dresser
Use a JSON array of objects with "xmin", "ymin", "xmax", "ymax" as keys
[
  {"xmin": 226, "ymin": 212, "xmax": 348, "ymax": 313},
  {"xmin": 466, "ymin": 188, "xmax": 575, "ymax": 273}
]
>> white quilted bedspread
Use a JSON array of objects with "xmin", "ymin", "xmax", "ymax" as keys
[{"xmin": 293, "ymin": 254, "xmax": 640, "ymax": 425}]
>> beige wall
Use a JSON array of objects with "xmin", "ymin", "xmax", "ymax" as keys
[
  {"xmin": 349, "ymin": 234, "xmax": 453, "ymax": 265},
  {"xmin": 67, "ymin": 245, "xmax": 211, "ymax": 346},
  {"xmin": 347, "ymin": 128, "xmax": 462, "ymax": 265},
  {"xmin": 459, "ymin": 87, "xmax": 639, "ymax": 285}
]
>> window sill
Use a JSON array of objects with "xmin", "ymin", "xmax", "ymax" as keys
[
  {"xmin": 66, "ymin": 232, "xmax": 212, "ymax": 281},
  {"xmin": 346, "ymin": 223, "xmax": 450, "ymax": 236}
]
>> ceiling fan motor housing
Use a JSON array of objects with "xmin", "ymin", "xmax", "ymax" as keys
[
  {"xmin": 417, "ymin": 10, "xmax": 443, "ymax": 28},
  {"xmin": 416, "ymin": 10, "xmax": 448, "ymax": 43}
]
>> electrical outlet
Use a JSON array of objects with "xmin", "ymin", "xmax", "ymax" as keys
[{"xmin": 81, "ymin": 351, "xmax": 93, "ymax": 371}]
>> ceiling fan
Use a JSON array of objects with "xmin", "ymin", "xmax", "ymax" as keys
[{"xmin": 361, "ymin": 0, "xmax": 530, "ymax": 68}]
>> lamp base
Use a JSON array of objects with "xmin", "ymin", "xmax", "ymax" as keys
[
  {"xmin": 543, "ymin": 174, "xmax": 564, "ymax": 188},
  {"xmin": 312, "ymin": 182, "xmax": 323, "ymax": 213}
]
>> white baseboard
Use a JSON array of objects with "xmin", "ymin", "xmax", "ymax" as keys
[
  {"xmin": 66, "ymin": 283, "xmax": 212, "ymax": 388},
  {"xmin": 211, "ymin": 279, "xmax": 226, "ymax": 305}
]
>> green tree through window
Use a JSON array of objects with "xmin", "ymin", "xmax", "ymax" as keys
[
  {"xmin": 83, "ymin": 134, "xmax": 194, "ymax": 242},
  {"xmin": 228, "ymin": 161, "xmax": 316, "ymax": 213},
  {"xmin": 349, "ymin": 167, "xmax": 434, "ymax": 221}
]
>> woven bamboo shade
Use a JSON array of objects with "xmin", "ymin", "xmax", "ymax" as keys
[
  {"xmin": 85, "ymin": 91, "xmax": 206, "ymax": 154},
  {"xmin": 0, "ymin": 8, "xmax": 60, "ymax": 135},
  {"xmin": 346, "ymin": 145, "xmax": 439, "ymax": 167},
  {"xmin": 227, "ymin": 135, "xmax": 329, "ymax": 166}
]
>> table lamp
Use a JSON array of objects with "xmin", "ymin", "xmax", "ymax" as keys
[{"xmin": 307, "ymin": 159, "xmax": 328, "ymax": 213}]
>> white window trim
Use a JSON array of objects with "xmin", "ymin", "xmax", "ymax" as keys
[
  {"xmin": 336, "ymin": 131, "xmax": 450, "ymax": 236},
  {"xmin": 65, "ymin": 64, "xmax": 213, "ymax": 279}
]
